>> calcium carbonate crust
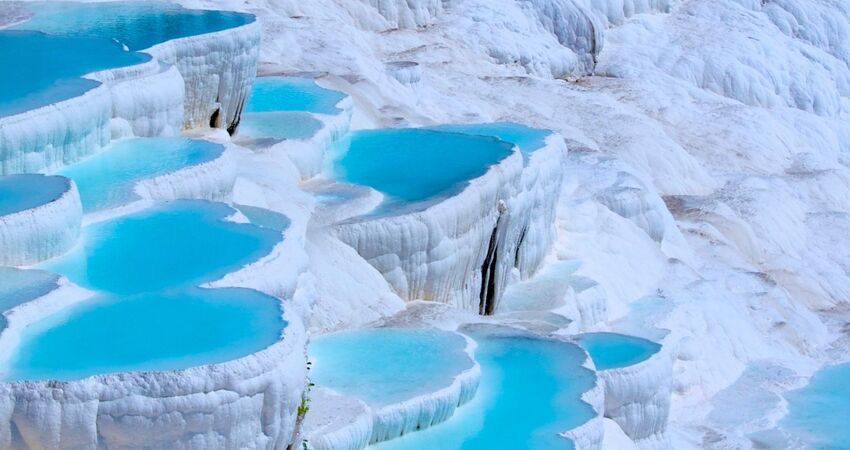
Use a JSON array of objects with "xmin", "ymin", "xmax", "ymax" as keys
[
  {"xmin": 302, "ymin": 330, "xmax": 480, "ymax": 450},
  {"xmin": 0, "ymin": 177, "xmax": 81, "ymax": 266},
  {"xmin": 266, "ymin": 95, "xmax": 354, "ymax": 180},
  {"xmin": 0, "ymin": 14, "xmax": 259, "ymax": 175},
  {"xmin": 593, "ymin": 344, "xmax": 673, "ymax": 448},
  {"xmin": 334, "ymin": 134, "xmax": 566, "ymax": 314},
  {"xmin": 0, "ymin": 284, "xmax": 307, "ymax": 450},
  {"xmin": 146, "ymin": 19, "xmax": 261, "ymax": 132}
]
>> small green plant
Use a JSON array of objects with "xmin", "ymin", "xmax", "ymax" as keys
[
  {"xmin": 297, "ymin": 395, "xmax": 310, "ymax": 417},
  {"xmin": 301, "ymin": 440, "xmax": 309, "ymax": 450}
]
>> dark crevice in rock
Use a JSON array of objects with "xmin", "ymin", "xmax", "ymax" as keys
[
  {"xmin": 514, "ymin": 225, "xmax": 527, "ymax": 269},
  {"xmin": 479, "ymin": 215, "xmax": 502, "ymax": 316},
  {"xmin": 209, "ymin": 107, "xmax": 222, "ymax": 128},
  {"xmin": 227, "ymin": 94, "xmax": 247, "ymax": 136}
]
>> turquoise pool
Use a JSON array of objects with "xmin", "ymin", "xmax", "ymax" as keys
[
  {"xmin": 13, "ymin": 1, "xmax": 254, "ymax": 52},
  {"xmin": 56, "ymin": 138, "xmax": 224, "ymax": 212},
  {"xmin": 239, "ymin": 112, "xmax": 324, "ymax": 141},
  {"xmin": 428, "ymin": 122, "xmax": 551, "ymax": 156},
  {"xmin": 0, "ymin": 30, "xmax": 148, "ymax": 117},
  {"xmin": 0, "ymin": 174, "xmax": 71, "ymax": 216},
  {"xmin": 373, "ymin": 327, "xmax": 597, "ymax": 450},
  {"xmin": 245, "ymin": 77, "xmax": 347, "ymax": 115},
  {"xmin": 330, "ymin": 129, "xmax": 514, "ymax": 207},
  {"xmin": 309, "ymin": 328, "xmax": 473, "ymax": 407},
  {"xmin": 2, "ymin": 286, "xmax": 284, "ymax": 381},
  {"xmin": 781, "ymin": 362, "xmax": 850, "ymax": 449},
  {"xmin": 39, "ymin": 200, "xmax": 280, "ymax": 294},
  {"xmin": 575, "ymin": 332, "xmax": 661, "ymax": 371}
]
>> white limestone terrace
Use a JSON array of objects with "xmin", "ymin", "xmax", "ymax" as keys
[
  {"xmin": 0, "ymin": 1, "xmax": 260, "ymax": 175},
  {"xmin": 235, "ymin": 76, "xmax": 354, "ymax": 179},
  {"xmin": 0, "ymin": 174, "xmax": 82, "ymax": 266},
  {"xmin": 304, "ymin": 327, "xmax": 480, "ymax": 447},
  {"xmin": 575, "ymin": 332, "xmax": 673, "ymax": 449},
  {"xmin": 55, "ymin": 136, "xmax": 237, "ymax": 222},
  {"xmin": 331, "ymin": 129, "xmax": 566, "ymax": 314},
  {"xmin": 0, "ymin": 291, "xmax": 308, "ymax": 449},
  {"xmin": 0, "ymin": 200, "xmax": 312, "ymax": 449}
]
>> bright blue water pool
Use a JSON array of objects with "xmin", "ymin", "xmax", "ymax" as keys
[
  {"xmin": 0, "ymin": 30, "xmax": 149, "ymax": 117},
  {"xmin": 13, "ymin": 1, "xmax": 254, "ymax": 52},
  {"xmin": 2, "ymin": 286, "xmax": 284, "ymax": 381},
  {"xmin": 39, "ymin": 200, "xmax": 280, "ymax": 294},
  {"xmin": 330, "ymin": 129, "xmax": 515, "ymax": 207},
  {"xmin": 576, "ymin": 332, "xmax": 661, "ymax": 371},
  {"xmin": 309, "ymin": 328, "xmax": 473, "ymax": 407},
  {"xmin": 373, "ymin": 327, "xmax": 597, "ymax": 450},
  {"xmin": 0, "ymin": 174, "xmax": 71, "ymax": 216},
  {"xmin": 781, "ymin": 362, "xmax": 850, "ymax": 449},
  {"xmin": 239, "ymin": 112, "xmax": 324, "ymax": 141},
  {"xmin": 56, "ymin": 138, "xmax": 224, "ymax": 212},
  {"xmin": 429, "ymin": 122, "xmax": 551, "ymax": 155},
  {"xmin": 245, "ymin": 77, "xmax": 347, "ymax": 115}
]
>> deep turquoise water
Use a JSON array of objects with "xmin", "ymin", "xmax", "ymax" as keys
[
  {"xmin": 239, "ymin": 112, "xmax": 324, "ymax": 141},
  {"xmin": 0, "ymin": 30, "xmax": 149, "ymax": 117},
  {"xmin": 781, "ymin": 363, "xmax": 850, "ymax": 449},
  {"xmin": 429, "ymin": 122, "xmax": 551, "ymax": 155},
  {"xmin": 2, "ymin": 286, "xmax": 284, "ymax": 381},
  {"xmin": 0, "ymin": 174, "xmax": 71, "ymax": 216},
  {"xmin": 330, "ymin": 129, "xmax": 514, "ymax": 205},
  {"xmin": 373, "ymin": 328, "xmax": 597, "ymax": 450},
  {"xmin": 13, "ymin": 1, "xmax": 254, "ymax": 51},
  {"xmin": 309, "ymin": 328, "xmax": 473, "ymax": 407},
  {"xmin": 245, "ymin": 77, "xmax": 347, "ymax": 115},
  {"xmin": 39, "ymin": 200, "xmax": 280, "ymax": 294},
  {"xmin": 576, "ymin": 332, "xmax": 661, "ymax": 371},
  {"xmin": 57, "ymin": 138, "xmax": 224, "ymax": 212}
]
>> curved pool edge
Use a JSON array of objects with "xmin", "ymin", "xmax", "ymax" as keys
[
  {"xmin": 0, "ymin": 284, "xmax": 308, "ymax": 449},
  {"xmin": 0, "ymin": 176, "xmax": 82, "ymax": 266},
  {"xmin": 581, "ymin": 336, "xmax": 674, "ymax": 446},
  {"xmin": 333, "ymin": 129, "xmax": 566, "ymax": 314},
  {"xmin": 368, "ymin": 330, "xmax": 481, "ymax": 443},
  {"xmin": 1, "ymin": 10, "xmax": 260, "ymax": 176}
]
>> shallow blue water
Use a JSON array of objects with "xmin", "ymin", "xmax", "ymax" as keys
[
  {"xmin": 309, "ymin": 328, "xmax": 473, "ymax": 407},
  {"xmin": 2, "ymin": 2, "xmax": 251, "ymax": 117},
  {"xmin": 239, "ymin": 112, "xmax": 324, "ymax": 141},
  {"xmin": 39, "ymin": 200, "xmax": 280, "ymax": 294},
  {"xmin": 330, "ymin": 129, "xmax": 514, "ymax": 206},
  {"xmin": 0, "ymin": 174, "xmax": 71, "ymax": 216},
  {"xmin": 14, "ymin": 1, "xmax": 254, "ymax": 51},
  {"xmin": 576, "ymin": 332, "xmax": 661, "ymax": 371},
  {"xmin": 0, "ymin": 30, "xmax": 149, "ymax": 118},
  {"xmin": 57, "ymin": 138, "xmax": 223, "ymax": 212},
  {"xmin": 781, "ymin": 363, "xmax": 850, "ymax": 449},
  {"xmin": 2, "ymin": 286, "xmax": 284, "ymax": 381},
  {"xmin": 245, "ymin": 77, "xmax": 347, "ymax": 115},
  {"xmin": 0, "ymin": 267, "xmax": 60, "ymax": 331},
  {"xmin": 374, "ymin": 328, "xmax": 597, "ymax": 450},
  {"xmin": 234, "ymin": 204, "xmax": 292, "ymax": 232},
  {"xmin": 429, "ymin": 122, "xmax": 551, "ymax": 155}
]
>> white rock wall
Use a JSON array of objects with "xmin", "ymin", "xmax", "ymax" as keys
[
  {"xmin": 0, "ymin": 177, "xmax": 81, "ymax": 266},
  {"xmin": 147, "ymin": 20, "xmax": 261, "ymax": 132},
  {"xmin": 0, "ymin": 86, "xmax": 112, "ymax": 175},
  {"xmin": 0, "ymin": 287, "xmax": 307, "ymax": 450},
  {"xmin": 335, "ymin": 135, "xmax": 565, "ymax": 314},
  {"xmin": 595, "ymin": 347, "xmax": 673, "ymax": 448}
]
